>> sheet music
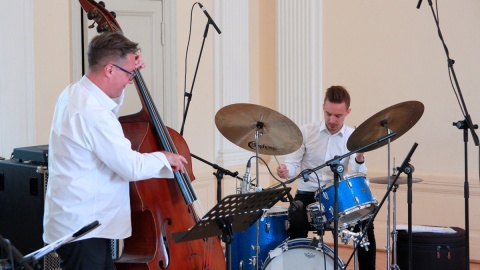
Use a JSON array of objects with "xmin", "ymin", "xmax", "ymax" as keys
[
  {"xmin": 24, "ymin": 221, "xmax": 100, "ymax": 262},
  {"xmin": 396, "ymin": 224, "xmax": 456, "ymax": 234},
  {"xmin": 24, "ymin": 233, "xmax": 75, "ymax": 261}
]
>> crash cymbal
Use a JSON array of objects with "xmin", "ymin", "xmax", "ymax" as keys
[
  {"xmin": 215, "ymin": 103, "xmax": 303, "ymax": 155},
  {"xmin": 347, "ymin": 101, "xmax": 424, "ymax": 152},
  {"xmin": 369, "ymin": 176, "xmax": 423, "ymax": 185}
]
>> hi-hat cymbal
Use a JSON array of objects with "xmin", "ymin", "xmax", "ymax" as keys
[
  {"xmin": 215, "ymin": 103, "xmax": 303, "ymax": 155},
  {"xmin": 347, "ymin": 101, "xmax": 424, "ymax": 152},
  {"xmin": 369, "ymin": 176, "xmax": 423, "ymax": 185}
]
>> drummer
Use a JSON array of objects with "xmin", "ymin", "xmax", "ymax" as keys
[{"xmin": 276, "ymin": 85, "xmax": 376, "ymax": 270}]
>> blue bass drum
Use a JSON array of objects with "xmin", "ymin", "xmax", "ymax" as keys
[
  {"xmin": 320, "ymin": 173, "xmax": 377, "ymax": 229},
  {"xmin": 231, "ymin": 205, "xmax": 289, "ymax": 270}
]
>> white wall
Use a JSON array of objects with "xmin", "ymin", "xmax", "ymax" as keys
[{"xmin": 0, "ymin": 0, "xmax": 36, "ymax": 158}]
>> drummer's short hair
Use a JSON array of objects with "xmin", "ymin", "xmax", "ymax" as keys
[{"xmin": 324, "ymin": 85, "xmax": 351, "ymax": 108}]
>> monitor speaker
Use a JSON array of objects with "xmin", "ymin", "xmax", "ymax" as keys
[
  {"xmin": 0, "ymin": 148, "xmax": 119, "ymax": 270},
  {"xmin": 0, "ymin": 159, "xmax": 57, "ymax": 269}
]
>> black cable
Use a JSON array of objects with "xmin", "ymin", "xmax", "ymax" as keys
[{"xmin": 182, "ymin": 3, "xmax": 198, "ymax": 121}]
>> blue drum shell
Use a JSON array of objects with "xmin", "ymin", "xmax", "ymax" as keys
[{"xmin": 230, "ymin": 206, "xmax": 288, "ymax": 270}]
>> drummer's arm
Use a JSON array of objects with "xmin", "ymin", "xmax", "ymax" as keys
[
  {"xmin": 350, "ymin": 152, "xmax": 367, "ymax": 174},
  {"xmin": 355, "ymin": 152, "xmax": 365, "ymax": 164},
  {"xmin": 277, "ymin": 162, "xmax": 299, "ymax": 179}
]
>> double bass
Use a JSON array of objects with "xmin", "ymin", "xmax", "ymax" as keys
[{"xmin": 78, "ymin": 1, "xmax": 226, "ymax": 269}]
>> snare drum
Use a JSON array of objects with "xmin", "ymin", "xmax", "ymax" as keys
[
  {"xmin": 263, "ymin": 238, "xmax": 344, "ymax": 270},
  {"xmin": 320, "ymin": 173, "xmax": 377, "ymax": 229},
  {"xmin": 231, "ymin": 206, "xmax": 289, "ymax": 270}
]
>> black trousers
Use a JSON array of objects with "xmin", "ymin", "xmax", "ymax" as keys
[
  {"xmin": 288, "ymin": 192, "xmax": 376, "ymax": 270},
  {"xmin": 56, "ymin": 238, "xmax": 115, "ymax": 270}
]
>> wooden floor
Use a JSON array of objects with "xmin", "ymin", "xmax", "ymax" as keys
[{"xmin": 334, "ymin": 244, "xmax": 480, "ymax": 270}]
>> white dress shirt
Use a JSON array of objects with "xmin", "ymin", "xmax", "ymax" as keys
[
  {"xmin": 43, "ymin": 76, "xmax": 174, "ymax": 244},
  {"xmin": 284, "ymin": 121, "xmax": 367, "ymax": 192}
]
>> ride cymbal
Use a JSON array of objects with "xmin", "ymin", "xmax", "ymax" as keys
[
  {"xmin": 215, "ymin": 103, "xmax": 303, "ymax": 155},
  {"xmin": 369, "ymin": 176, "xmax": 423, "ymax": 185},
  {"xmin": 347, "ymin": 101, "xmax": 424, "ymax": 152}
]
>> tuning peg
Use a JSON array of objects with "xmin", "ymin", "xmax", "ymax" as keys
[
  {"xmin": 97, "ymin": 24, "xmax": 107, "ymax": 33},
  {"xmin": 110, "ymin": 11, "xmax": 116, "ymax": 18},
  {"xmin": 87, "ymin": 11, "xmax": 96, "ymax": 21},
  {"xmin": 98, "ymin": 1, "xmax": 106, "ymax": 8}
]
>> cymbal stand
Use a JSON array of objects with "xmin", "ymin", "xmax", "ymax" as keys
[
  {"xmin": 253, "ymin": 122, "xmax": 264, "ymax": 270},
  {"xmin": 384, "ymin": 128, "xmax": 400, "ymax": 270},
  {"xmin": 391, "ymin": 174, "xmax": 400, "ymax": 270}
]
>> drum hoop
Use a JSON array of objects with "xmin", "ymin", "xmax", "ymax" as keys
[
  {"xmin": 321, "ymin": 172, "xmax": 367, "ymax": 190},
  {"xmin": 341, "ymin": 202, "xmax": 378, "ymax": 216},
  {"xmin": 264, "ymin": 239, "xmax": 345, "ymax": 268},
  {"xmin": 325, "ymin": 203, "xmax": 378, "ymax": 229},
  {"xmin": 266, "ymin": 205, "xmax": 288, "ymax": 216}
]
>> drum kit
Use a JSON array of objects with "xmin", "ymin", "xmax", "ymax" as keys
[{"xmin": 214, "ymin": 101, "xmax": 424, "ymax": 270}]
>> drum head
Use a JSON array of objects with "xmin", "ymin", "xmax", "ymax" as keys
[{"xmin": 263, "ymin": 239, "xmax": 344, "ymax": 270}]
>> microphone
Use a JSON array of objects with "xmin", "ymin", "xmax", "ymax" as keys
[
  {"xmin": 287, "ymin": 192, "xmax": 303, "ymax": 213},
  {"xmin": 241, "ymin": 159, "xmax": 251, "ymax": 194},
  {"xmin": 198, "ymin": 3, "xmax": 222, "ymax": 34},
  {"xmin": 416, "ymin": 0, "xmax": 422, "ymax": 9}
]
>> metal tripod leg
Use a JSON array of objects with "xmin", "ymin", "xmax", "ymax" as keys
[{"xmin": 390, "ymin": 184, "xmax": 400, "ymax": 270}]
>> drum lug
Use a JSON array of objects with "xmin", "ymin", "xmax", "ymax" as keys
[
  {"xmin": 265, "ymin": 222, "xmax": 271, "ymax": 233},
  {"xmin": 249, "ymin": 245, "xmax": 258, "ymax": 266},
  {"xmin": 347, "ymin": 180, "xmax": 353, "ymax": 189},
  {"xmin": 249, "ymin": 256, "xmax": 257, "ymax": 267},
  {"xmin": 322, "ymin": 191, "xmax": 328, "ymax": 200}
]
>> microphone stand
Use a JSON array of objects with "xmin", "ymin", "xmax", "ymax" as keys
[
  {"xmin": 267, "ymin": 132, "xmax": 397, "ymax": 189},
  {"xmin": 343, "ymin": 143, "xmax": 419, "ymax": 270},
  {"xmin": 330, "ymin": 160, "xmax": 344, "ymax": 270},
  {"xmin": 0, "ymin": 234, "xmax": 35, "ymax": 270},
  {"xmin": 191, "ymin": 153, "xmax": 240, "ymax": 203},
  {"xmin": 418, "ymin": 2, "xmax": 480, "ymax": 269},
  {"xmin": 396, "ymin": 156, "xmax": 416, "ymax": 270},
  {"xmin": 180, "ymin": 4, "xmax": 221, "ymax": 136}
]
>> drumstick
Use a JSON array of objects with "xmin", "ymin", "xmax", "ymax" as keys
[{"xmin": 273, "ymin": 156, "xmax": 281, "ymax": 167}]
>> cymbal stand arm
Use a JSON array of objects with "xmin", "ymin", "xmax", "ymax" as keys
[
  {"xmin": 254, "ymin": 124, "xmax": 262, "ymax": 270},
  {"xmin": 266, "ymin": 132, "xmax": 398, "ymax": 191}
]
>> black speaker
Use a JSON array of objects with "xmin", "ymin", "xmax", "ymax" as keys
[
  {"xmin": 0, "ymin": 153, "xmax": 61, "ymax": 270},
  {"xmin": 0, "ymin": 146, "xmax": 117, "ymax": 270},
  {"xmin": 0, "ymin": 160, "xmax": 47, "ymax": 254}
]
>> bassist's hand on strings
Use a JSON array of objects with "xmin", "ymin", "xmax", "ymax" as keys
[{"xmin": 162, "ymin": 151, "xmax": 188, "ymax": 173}]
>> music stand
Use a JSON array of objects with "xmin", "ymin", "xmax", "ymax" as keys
[
  {"xmin": 172, "ymin": 188, "xmax": 291, "ymax": 270},
  {"xmin": 21, "ymin": 220, "xmax": 100, "ymax": 267}
]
